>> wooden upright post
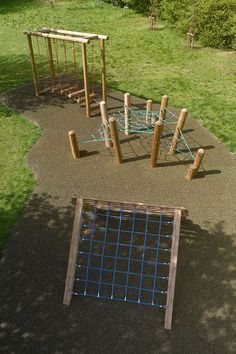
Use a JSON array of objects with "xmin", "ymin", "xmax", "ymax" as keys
[
  {"xmin": 68, "ymin": 130, "xmax": 80, "ymax": 160},
  {"xmin": 63, "ymin": 198, "xmax": 84, "ymax": 305},
  {"xmin": 124, "ymin": 93, "xmax": 131, "ymax": 136},
  {"xmin": 100, "ymin": 39, "xmax": 107, "ymax": 102},
  {"xmin": 164, "ymin": 209, "xmax": 182, "ymax": 329},
  {"xmin": 46, "ymin": 37, "xmax": 56, "ymax": 87},
  {"xmin": 159, "ymin": 95, "xmax": 168, "ymax": 121},
  {"xmin": 150, "ymin": 120, "xmax": 163, "ymax": 168},
  {"xmin": 100, "ymin": 101, "xmax": 112, "ymax": 148},
  {"xmin": 109, "ymin": 116, "xmax": 123, "ymax": 164},
  {"xmin": 27, "ymin": 34, "xmax": 39, "ymax": 96},
  {"xmin": 169, "ymin": 108, "xmax": 188, "ymax": 155},
  {"xmin": 146, "ymin": 99, "xmax": 153, "ymax": 124},
  {"xmin": 81, "ymin": 43, "xmax": 90, "ymax": 118},
  {"xmin": 186, "ymin": 148, "xmax": 205, "ymax": 180}
]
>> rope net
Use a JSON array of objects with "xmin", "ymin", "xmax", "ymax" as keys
[
  {"xmin": 80, "ymin": 106, "xmax": 195, "ymax": 159},
  {"xmin": 73, "ymin": 203, "xmax": 175, "ymax": 308}
]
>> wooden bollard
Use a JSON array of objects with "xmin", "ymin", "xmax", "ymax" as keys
[
  {"xmin": 159, "ymin": 95, "xmax": 168, "ymax": 121},
  {"xmin": 100, "ymin": 101, "xmax": 112, "ymax": 148},
  {"xmin": 186, "ymin": 148, "xmax": 205, "ymax": 180},
  {"xmin": 124, "ymin": 93, "xmax": 131, "ymax": 136},
  {"xmin": 146, "ymin": 99, "xmax": 153, "ymax": 124},
  {"xmin": 68, "ymin": 131, "xmax": 80, "ymax": 160},
  {"xmin": 150, "ymin": 120, "xmax": 163, "ymax": 168},
  {"xmin": 149, "ymin": 16, "xmax": 155, "ymax": 30},
  {"xmin": 109, "ymin": 117, "xmax": 123, "ymax": 164},
  {"xmin": 169, "ymin": 108, "xmax": 188, "ymax": 155}
]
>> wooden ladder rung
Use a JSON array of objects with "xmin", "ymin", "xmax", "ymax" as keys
[
  {"xmin": 77, "ymin": 93, "xmax": 96, "ymax": 104},
  {"xmin": 60, "ymin": 86, "xmax": 77, "ymax": 94},
  {"xmin": 68, "ymin": 88, "xmax": 85, "ymax": 98},
  {"xmin": 51, "ymin": 84, "xmax": 70, "ymax": 93},
  {"xmin": 38, "ymin": 86, "xmax": 53, "ymax": 94}
]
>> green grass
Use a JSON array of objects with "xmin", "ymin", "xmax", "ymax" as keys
[
  {"xmin": 0, "ymin": 105, "xmax": 41, "ymax": 251},
  {"xmin": 0, "ymin": 0, "xmax": 235, "ymax": 250}
]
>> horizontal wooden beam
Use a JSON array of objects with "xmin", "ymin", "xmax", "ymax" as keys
[
  {"xmin": 72, "ymin": 196, "xmax": 188, "ymax": 218},
  {"xmin": 42, "ymin": 27, "xmax": 109, "ymax": 41},
  {"xmin": 24, "ymin": 30, "xmax": 90, "ymax": 44}
]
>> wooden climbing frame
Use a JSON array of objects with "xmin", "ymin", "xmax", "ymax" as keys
[
  {"xmin": 24, "ymin": 28, "xmax": 109, "ymax": 117},
  {"xmin": 63, "ymin": 197, "xmax": 188, "ymax": 330}
]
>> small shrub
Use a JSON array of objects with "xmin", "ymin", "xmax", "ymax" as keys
[{"xmin": 198, "ymin": 0, "xmax": 236, "ymax": 49}]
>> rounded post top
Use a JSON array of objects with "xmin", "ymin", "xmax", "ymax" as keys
[
  {"xmin": 69, "ymin": 130, "xmax": 76, "ymax": 136},
  {"xmin": 181, "ymin": 108, "xmax": 188, "ymax": 114},
  {"xmin": 156, "ymin": 119, "xmax": 163, "ymax": 126},
  {"xmin": 100, "ymin": 100, "xmax": 106, "ymax": 109},
  {"xmin": 197, "ymin": 148, "xmax": 205, "ymax": 155},
  {"xmin": 109, "ymin": 116, "xmax": 116, "ymax": 123},
  {"xmin": 124, "ymin": 92, "xmax": 130, "ymax": 97}
]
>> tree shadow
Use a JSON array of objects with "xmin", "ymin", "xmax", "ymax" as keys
[
  {"xmin": 0, "ymin": 193, "xmax": 235, "ymax": 353},
  {"xmin": 0, "ymin": 0, "xmax": 37, "ymax": 15}
]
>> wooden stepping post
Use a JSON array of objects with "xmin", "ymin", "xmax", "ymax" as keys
[
  {"xmin": 186, "ymin": 148, "xmax": 205, "ymax": 180},
  {"xmin": 109, "ymin": 116, "xmax": 123, "ymax": 164},
  {"xmin": 150, "ymin": 120, "xmax": 163, "ymax": 168},
  {"xmin": 169, "ymin": 108, "xmax": 188, "ymax": 155},
  {"xmin": 100, "ymin": 101, "xmax": 112, "ymax": 148},
  {"xmin": 159, "ymin": 95, "xmax": 168, "ymax": 122},
  {"xmin": 146, "ymin": 99, "xmax": 153, "ymax": 124},
  {"xmin": 68, "ymin": 130, "xmax": 80, "ymax": 160},
  {"xmin": 124, "ymin": 93, "xmax": 131, "ymax": 136}
]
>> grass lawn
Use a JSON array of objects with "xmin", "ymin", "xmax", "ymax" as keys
[{"xmin": 0, "ymin": 0, "xmax": 235, "ymax": 251}]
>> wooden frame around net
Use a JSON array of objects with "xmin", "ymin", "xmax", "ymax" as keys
[{"xmin": 63, "ymin": 197, "xmax": 188, "ymax": 330}]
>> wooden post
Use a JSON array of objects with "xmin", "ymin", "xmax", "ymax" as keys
[
  {"xmin": 109, "ymin": 116, "xmax": 123, "ymax": 164},
  {"xmin": 124, "ymin": 93, "xmax": 131, "ymax": 136},
  {"xmin": 68, "ymin": 130, "xmax": 80, "ymax": 160},
  {"xmin": 81, "ymin": 43, "xmax": 90, "ymax": 118},
  {"xmin": 146, "ymin": 99, "xmax": 153, "ymax": 124},
  {"xmin": 124, "ymin": 6, "xmax": 129, "ymax": 15},
  {"xmin": 159, "ymin": 95, "xmax": 168, "ymax": 121},
  {"xmin": 187, "ymin": 32, "xmax": 194, "ymax": 49},
  {"xmin": 27, "ymin": 34, "xmax": 39, "ymax": 96},
  {"xmin": 150, "ymin": 120, "xmax": 163, "ymax": 168},
  {"xmin": 100, "ymin": 39, "xmax": 107, "ymax": 102},
  {"xmin": 46, "ymin": 37, "xmax": 55, "ymax": 87},
  {"xmin": 186, "ymin": 148, "xmax": 205, "ymax": 180},
  {"xmin": 164, "ymin": 209, "xmax": 182, "ymax": 329},
  {"xmin": 149, "ymin": 16, "xmax": 155, "ymax": 30},
  {"xmin": 63, "ymin": 198, "xmax": 84, "ymax": 305},
  {"xmin": 100, "ymin": 101, "xmax": 112, "ymax": 148},
  {"xmin": 169, "ymin": 108, "xmax": 188, "ymax": 155}
]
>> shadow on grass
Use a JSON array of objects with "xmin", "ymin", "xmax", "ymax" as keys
[
  {"xmin": 0, "ymin": 192, "xmax": 235, "ymax": 353},
  {"xmin": 0, "ymin": 0, "xmax": 37, "ymax": 15}
]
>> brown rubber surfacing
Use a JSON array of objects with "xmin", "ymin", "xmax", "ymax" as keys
[{"xmin": 0, "ymin": 84, "xmax": 236, "ymax": 353}]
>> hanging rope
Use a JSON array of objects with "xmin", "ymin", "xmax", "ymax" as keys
[
  {"xmin": 53, "ymin": 38, "xmax": 60, "ymax": 81},
  {"xmin": 91, "ymin": 41, "xmax": 95, "ymax": 94},
  {"xmin": 63, "ymin": 40, "xmax": 70, "ymax": 85},
  {"xmin": 73, "ymin": 43, "xmax": 80, "ymax": 90}
]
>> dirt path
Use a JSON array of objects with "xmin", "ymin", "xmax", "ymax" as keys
[{"xmin": 0, "ymin": 84, "xmax": 235, "ymax": 353}]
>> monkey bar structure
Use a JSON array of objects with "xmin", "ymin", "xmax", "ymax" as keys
[{"xmin": 24, "ymin": 28, "xmax": 108, "ymax": 117}]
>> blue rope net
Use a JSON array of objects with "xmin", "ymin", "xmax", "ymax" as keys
[
  {"xmin": 72, "ymin": 203, "xmax": 175, "ymax": 308},
  {"xmin": 80, "ymin": 106, "xmax": 196, "ymax": 159}
]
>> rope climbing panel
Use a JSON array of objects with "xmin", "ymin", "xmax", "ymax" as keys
[{"xmin": 63, "ymin": 197, "xmax": 188, "ymax": 330}]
